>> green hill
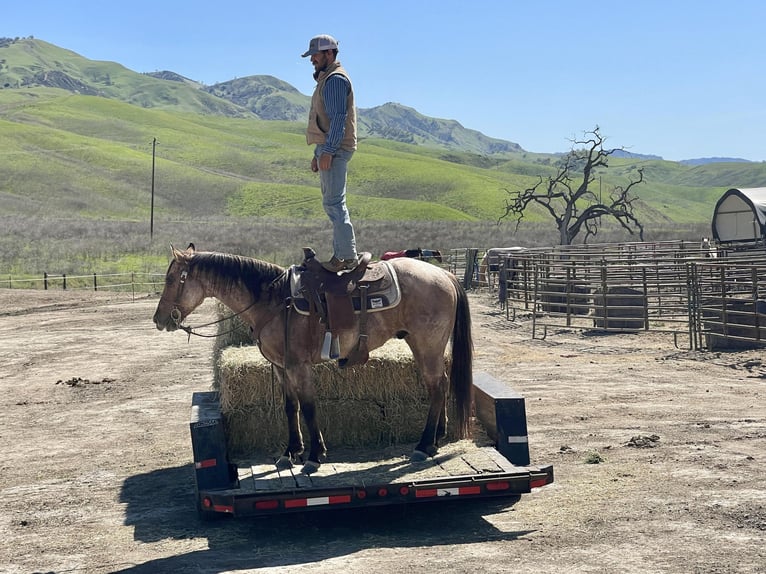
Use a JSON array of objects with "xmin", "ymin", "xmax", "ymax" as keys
[
  {"xmin": 2, "ymin": 86, "xmax": 756, "ymax": 227},
  {"xmin": 1, "ymin": 36, "xmax": 765, "ymax": 276}
]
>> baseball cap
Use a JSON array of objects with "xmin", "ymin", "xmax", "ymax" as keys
[{"xmin": 301, "ymin": 34, "xmax": 339, "ymax": 58}]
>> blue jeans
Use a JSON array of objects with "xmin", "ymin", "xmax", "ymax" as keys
[{"xmin": 317, "ymin": 146, "xmax": 357, "ymax": 260}]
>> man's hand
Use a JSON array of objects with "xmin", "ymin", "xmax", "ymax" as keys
[
  {"xmin": 311, "ymin": 157, "xmax": 319, "ymax": 173},
  {"xmin": 318, "ymin": 153, "xmax": 333, "ymax": 171}
]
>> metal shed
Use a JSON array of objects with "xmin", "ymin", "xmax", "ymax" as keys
[{"xmin": 712, "ymin": 187, "xmax": 766, "ymax": 243}]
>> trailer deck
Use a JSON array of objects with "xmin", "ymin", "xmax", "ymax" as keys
[{"xmin": 190, "ymin": 372, "xmax": 553, "ymax": 518}]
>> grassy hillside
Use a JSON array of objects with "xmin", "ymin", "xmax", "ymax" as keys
[
  {"xmin": 0, "ymin": 38, "xmax": 251, "ymax": 116},
  {"xmin": 1, "ymin": 38, "xmax": 763, "ymax": 276},
  {"xmin": 0, "ymin": 90, "xmax": 536, "ymax": 221},
  {"xmin": 2, "ymin": 87, "xmax": 762, "ymax": 228}
]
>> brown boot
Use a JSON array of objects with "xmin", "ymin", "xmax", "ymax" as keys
[{"xmin": 322, "ymin": 255, "xmax": 358, "ymax": 272}]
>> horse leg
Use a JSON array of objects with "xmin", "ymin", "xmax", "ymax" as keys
[
  {"xmin": 281, "ymin": 363, "xmax": 326, "ymax": 475},
  {"xmin": 412, "ymin": 369, "xmax": 449, "ymax": 461},
  {"xmin": 270, "ymin": 365, "xmax": 306, "ymax": 470},
  {"xmin": 298, "ymin": 394, "xmax": 327, "ymax": 475}
]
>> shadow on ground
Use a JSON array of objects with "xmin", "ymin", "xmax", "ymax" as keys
[{"xmin": 112, "ymin": 463, "xmax": 534, "ymax": 573}]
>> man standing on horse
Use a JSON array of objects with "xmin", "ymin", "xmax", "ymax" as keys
[{"xmin": 302, "ymin": 34, "xmax": 360, "ymax": 273}]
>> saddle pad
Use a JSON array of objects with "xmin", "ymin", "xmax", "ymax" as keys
[{"xmin": 289, "ymin": 260, "xmax": 401, "ymax": 315}]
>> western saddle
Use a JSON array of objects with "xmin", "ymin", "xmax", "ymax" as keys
[{"xmin": 294, "ymin": 247, "xmax": 400, "ymax": 368}]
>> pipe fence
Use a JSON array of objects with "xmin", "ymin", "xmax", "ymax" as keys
[
  {"xmin": 454, "ymin": 240, "xmax": 766, "ymax": 350},
  {"xmin": 2, "ymin": 271, "xmax": 166, "ymax": 298}
]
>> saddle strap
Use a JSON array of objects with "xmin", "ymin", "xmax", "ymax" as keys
[
  {"xmin": 340, "ymin": 284, "xmax": 371, "ymax": 368},
  {"xmin": 283, "ymin": 297, "xmax": 293, "ymax": 368}
]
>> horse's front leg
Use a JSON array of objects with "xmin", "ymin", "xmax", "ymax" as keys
[
  {"xmin": 274, "ymin": 366, "xmax": 305, "ymax": 470},
  {"xmin": 280, "ymin": 363, "xmax": 326, "ymax": 475}
]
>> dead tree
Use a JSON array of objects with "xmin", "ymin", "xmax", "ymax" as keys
[{"xmin": 500, "ymin": 127, "xmax": 645, "ymax": 245}]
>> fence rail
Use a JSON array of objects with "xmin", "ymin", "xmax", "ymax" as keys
[
  {"xmin": 454, "ymin": 239, "xmax": 766, "ymax": 350},
  {"xmin": 2, "ymin": 271, "xmax": 165, "ymax": 295},
  {"xmin": 8, "ymin": 243, "xmax": 766, "ymax": 351}
]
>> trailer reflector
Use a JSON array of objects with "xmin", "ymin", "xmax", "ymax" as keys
[
  {"xmin": 202, "ymin": 497, "xmax": 233, "ymax": 513},
  {"xmin": 284, "ymin": 494, "xmax": 352, "ymax": 509},
  {"xmin": 195, "ymin": 458, "xmax": 217, "ymax": 469},
  {"xmin": 486, "ymin": 481, "xmax": 511, "ymax": 491},
  {"xmin": 530, "ymin": 477, "xmax": 549, "ymax": 489},
  {"xmin": 416, "ymin": 486, "xmax": 482, "ymax": 498},
  {"xmin": 254, "ymin": 500, "xmax": 279, "ymax": 510},
  {"xmin": 507, "ymin": 436, "xmax": 529, "ymax": 444}
]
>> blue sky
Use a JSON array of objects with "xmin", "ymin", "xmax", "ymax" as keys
[{"xmin": 5, "ymin": 1, "xmax": 765, "ymax": 161}]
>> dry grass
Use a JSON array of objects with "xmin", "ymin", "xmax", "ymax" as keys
[{"xmin": 216, "ymin": 339, "xmax": 459, "ymax": 459}]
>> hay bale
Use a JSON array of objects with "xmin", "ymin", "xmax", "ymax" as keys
[
  {"xmin": 212, "ymin": 302, "xmax": 254, "ymax": 389},
  {"xmin": 216, "ymin": 339, "xmax": 456, "ymax": 459}
]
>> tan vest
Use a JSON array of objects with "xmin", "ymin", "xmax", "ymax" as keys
[{"xmin": 306, "ymin": 61, "xmax": 357, "ymax": 151}]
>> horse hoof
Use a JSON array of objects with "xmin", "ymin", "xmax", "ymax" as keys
[
  {"xmin": 275, "ymin": 456, "xmax": 294, "ymax": 470},
  {"xmin": 301, "ymin": 460, "xmax": 321, "ymax": 475},
  {"xmin": 410, "ymin": 449, "xmax": 430, "ymax": 462}
]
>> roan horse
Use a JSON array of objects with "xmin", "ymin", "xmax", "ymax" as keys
[{"xmin": 153, "ymin": 244, "xmax": 473, "ymax": 474}]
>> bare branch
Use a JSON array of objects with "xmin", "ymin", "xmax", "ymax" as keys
[{"xmin": 499, "ymin": 127, "xmax": 645, "ymax": 245}]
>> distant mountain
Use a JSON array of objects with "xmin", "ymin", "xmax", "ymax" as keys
[
  {"xmin": 200, "ymin": 77, "xmax": 521, "ymax": 153},
  {"xmin": 0, "ymin": 37, "xmax": 754, "ymax": 162},
  {"xmin": 0, "ymin": 37, "xmax": 251, "ymax": 117},
  {"xmin": 144, "ymin": 70, "xmax": 203, "ymax": 87},
  {"xmin": 0, "ymin": 37, "xmax": 523, "ymax": 156},
  {"xmin": 202, "ymin": 75, "xmax": 310, "ymax": 121},
  {"xmin": 679, "ymin": 157, "xmax": 753, "ymax": 166},
  {"xmin": 611, "ymin": 150, "xmax": 663, "ymax": 161},
  {"xmin": 359, "ymin": 103, "xmax": 522, "ymax": 154}
]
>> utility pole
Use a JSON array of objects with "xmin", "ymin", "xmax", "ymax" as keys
[{"xmin": 150, "ymin": 137, "xmax": 157, "ymax": 240}]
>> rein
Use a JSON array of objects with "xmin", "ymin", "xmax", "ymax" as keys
[
  {"xmin": 171, "ymin": 266, "xmax": 289, "ymax": 342},
  {"xmin": 176, "ymin": 300, "xmax": 258, "ymax": 341},
  {"xmin": 170, "ymin": 268, "xmax": 259, "ymax": 341}
]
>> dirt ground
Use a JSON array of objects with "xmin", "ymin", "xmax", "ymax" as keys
[{"xmin": 0, "ymin": 288, "xmax": 764, "ymax": 574}]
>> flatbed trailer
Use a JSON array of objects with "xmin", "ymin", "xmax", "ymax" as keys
[{"xmin": 190, "ymin": 372, "xmax": 553, "ymax": 519}]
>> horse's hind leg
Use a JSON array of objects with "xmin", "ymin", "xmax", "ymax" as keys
[
  {"xmin": 412, "ymin": 371, "xmax": 449, "ymax": 461},
  {"xmin": 298, "ymin": 395, "xmax": 327, "ymax": 475}
]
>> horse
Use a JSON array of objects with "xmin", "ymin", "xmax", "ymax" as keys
[
  {"xmin": 153, "ymin": 244, "xmax": 473, "ymax": 474},
  {"xmin": 700, "ymin": 237, "xmax": 718, "ymax": 259},
  {"xmin": 478, "ymin": 247, "xmax": 528, "ymax": 287},
  {"xmin": 381, "ymin": 248, "xmax": 444, "ymax": 263}
]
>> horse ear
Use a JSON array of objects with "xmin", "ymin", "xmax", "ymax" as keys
[
  {"xmin": 187, "ymin": 242, "xmax": 196, "ymax": 253},
  {"xmin": 170, "ymin": 244, "xmax": 186, "ymax": 262}
]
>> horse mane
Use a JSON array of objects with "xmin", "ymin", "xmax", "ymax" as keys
[{"xmin": 190, "ymin": 251, "xmax": 289, "ymax": 303}]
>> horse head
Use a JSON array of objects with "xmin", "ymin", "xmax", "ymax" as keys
[{"xmin": 153, "ymin": 243, "xmax": 206, "ymax": 331}]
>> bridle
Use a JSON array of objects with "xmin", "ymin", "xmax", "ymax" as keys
[
  {"xmin": 169, "ymin": 269, "xmax": 189, "ymax": 327},
  {"xmin": 166, "ymin": 265, "xmax": 258, "ymax": 341}
]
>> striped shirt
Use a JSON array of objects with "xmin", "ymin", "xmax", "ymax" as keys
[{"xmin": 321, "ymin": 74, "xmax": 350, "ymax": 155}]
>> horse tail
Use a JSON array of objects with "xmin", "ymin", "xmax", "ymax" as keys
[{"xmin": 449, "ymin": 274, "xmax": 473, "ymax": 438}]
